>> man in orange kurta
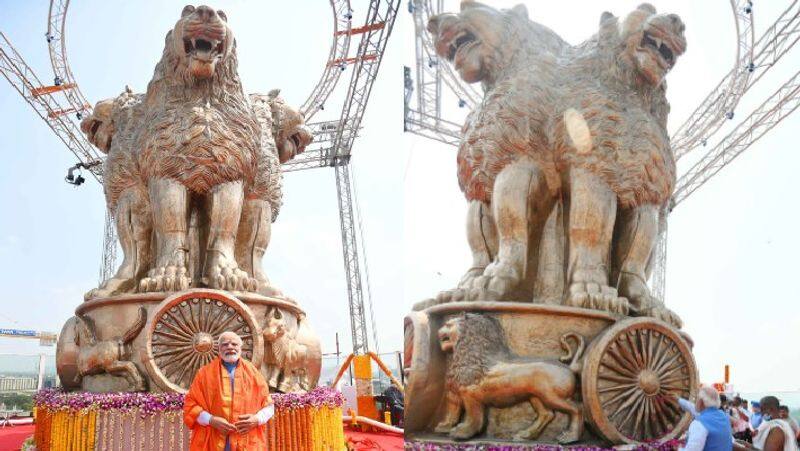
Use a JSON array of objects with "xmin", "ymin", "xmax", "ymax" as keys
[{"xmin": 184, "ymin": 331, "xmax": 274, "ymax": 451}]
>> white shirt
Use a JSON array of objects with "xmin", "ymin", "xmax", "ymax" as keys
[
  {"xmin": 681, "ymin": 419, "xmax": 709, "ymax": 451},
  {"xmin": 678, "ymin": 398, "xmax": 706, "ymax": 451},
  {"xmin": 677, "ymin": 398, "xmax": 737, "ymax": 451},
  {"xmin": 752, "ymin": 419, "xmax": 799, "ymax": 451}
]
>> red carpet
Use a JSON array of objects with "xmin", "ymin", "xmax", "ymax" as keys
[
  {"xmin": 344, "ymin": 427, "xmax": 404, "ymax": 450},
  {"xmin": 0, "ymin": 424, "xmax": 33, "ymax": 451}
]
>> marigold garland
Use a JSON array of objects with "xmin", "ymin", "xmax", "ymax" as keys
[{"xmin": 34, "ymin": 387, "xmax": 346, "ymax": 450}]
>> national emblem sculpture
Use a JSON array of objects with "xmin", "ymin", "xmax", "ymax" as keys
[
  {"xmin": 405, "ymin": 2, "xmax": 697, "ymax": 446},
  {"xmin": 57, "ymin": 5, "xmax": 320, "ymax": 395}
]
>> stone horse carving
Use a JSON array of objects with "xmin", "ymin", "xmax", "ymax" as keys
[{"xmin": 74, "ymin": 306, "xmax": 147, "ymax": 391}]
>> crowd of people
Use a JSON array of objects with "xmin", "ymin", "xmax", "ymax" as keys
[{"xmin": 677, "ymin": 387, "xmax": 800, "ymax": 451}]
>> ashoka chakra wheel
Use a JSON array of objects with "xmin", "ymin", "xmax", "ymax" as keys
[
  {"xmin": 144, "ymin": 289, "xmax": 263, "ymax": 393},
  {"xmin": 582, "ymin": 317, "xmax": 697, "ymax": 444}
]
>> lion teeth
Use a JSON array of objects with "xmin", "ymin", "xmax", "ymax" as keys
[{"xmin": 653, "ymin": 37, "xmax": 662, "ymax": 49}]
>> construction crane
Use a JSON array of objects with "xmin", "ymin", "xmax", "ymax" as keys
[
  {"xmin": 404, "ymin": 0, "xmax": 800, "ymax": 301},
  {"xmin": 0, "ymin": 0, "xmax": 400, "ymax": 356}
]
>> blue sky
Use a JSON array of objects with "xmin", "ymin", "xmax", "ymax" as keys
[{"xmin": 0, "ymin": 1, "xmax": 799, "ymax": 397}]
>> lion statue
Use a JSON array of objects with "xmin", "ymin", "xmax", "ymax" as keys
[
  {"xmin": 436, "ymin": 313, "xmax": 585, "ymax": 443},
  {"xmin": 420, "ymin": 2, "xmax": 684, "ymax": 327},
  {"xmin": 80, "ymin": 5, "xmax": 312, "ymax": 299}
]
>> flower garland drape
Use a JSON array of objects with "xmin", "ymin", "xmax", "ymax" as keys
[{"xmin": 33, "ymin": 387, "xmax": 345, "ymax": 451}]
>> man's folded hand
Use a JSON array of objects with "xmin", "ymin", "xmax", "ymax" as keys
[
  {"xmin": 209, "ymin": 416, "xmax": 237, "ymax": 435},
  {"xmin": 235, "ymin": 414, "xmax": 260, "ymax": 433}
]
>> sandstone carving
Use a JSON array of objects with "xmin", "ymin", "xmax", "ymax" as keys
[
  {"xmin": 436, "ymin": 313, "xmax": 585, "ymax": 443},
  {"xmin": 59, "ymin": 5, "xmax": 321, "ymax": 396},
  {"xmin": 263, "ymin": 307, "xmax": 319, "ymax": 393},
  {"xmin": 422, "ymin": 1, "xmax": 684, "ymax": 328},
  {"xmin": 405, "ymin": 3, "xmax": 697, "ymax": 447},
  {"xmin": 80, "ymin": 5, "xmax": 312, "ymax": 300},
  {"xmin": 74, "ymin": 306, "xmax": 147, "ymax": 391}
]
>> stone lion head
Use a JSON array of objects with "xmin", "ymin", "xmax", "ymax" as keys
[
  {"xmin": 80, "ymin": 87, "xmax": 141, "ymax": 153},
  {"xmin": 266, "ymin": 90, "xmax": 314, "ymax": 163},
  {"xmin": 80, "ymin": 99, "xmax": 114, "ymax": 153},
  {"xmin": 165, "ymin": 5, "xmax": 235, "ymax": 81},
  {"xmin": 427, "ymin": 1, "xmax": 564, "ymax": 85},
  {"xmin": 439, "ymin": 313, "xmax": 510, "ymax": 387},
  {"xmin": 437, "ymin": 315, "xmax": 462, "ymax": 353},
  {"xmin": 602, "ymin": 3, "xmax": 686, "ymax": 86}
]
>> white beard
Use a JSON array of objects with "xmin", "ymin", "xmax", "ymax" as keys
[{"xmin": 221, "ymin": 353, "xmax": 240, "ymax": 364}]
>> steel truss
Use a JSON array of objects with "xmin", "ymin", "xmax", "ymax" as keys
[
  {"xmin": 404, "ymin": 0, "xmax": 478, "ymax": 143},
  {"xmin": 673, "ymin": 0, "xmax": 800, "ymax": 161},
  {"xmin": 672, "ymin": 69, "xmax": 800, "ymax": 206},
  {"xmin": 0, "ymin": 33, "xmax": 102, "ymax": 175}
]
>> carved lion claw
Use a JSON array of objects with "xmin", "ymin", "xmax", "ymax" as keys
[
  {"xmin": 449, "ymin": 424, "xmax": 477, "ymax": 441},
  {"xmin": 139, "ymin": 265, "xmax": 191, "ymax": 293},
  {"xmin": 557, "ymin": 429, "xmax": 582, "ymax": 444},
  {"xmin": 433, "ymin": 422, "xmax": 453, "ymax": 434},
  {"xmin": 638, "ymin": 305, "xmax": 683, "ymax": 329},
  {"xmin": 205, "ymin": 265, "xmax": 258, "ymax": 292},
  {"xmin": 468, "ymin": 262, "xmax": 520, "ymax": 301},
  {"xmin": 566, "ymin": 282, "xmax": 629, "ymax": 315}
]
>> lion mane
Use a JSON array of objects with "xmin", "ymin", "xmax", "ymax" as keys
[
  {"xmin": 456, "ymin": 5, "xmax": 566, "ymax": 203},
  {"xmin": 445, "ymin": 313, "xmax": 509, "ymax": 388},
  {"xmin": 554, "ymin": 4, "xmax": 682, "ymax": 207},
  {"xmin": 455, "ymin": 3, "xmax": 682, "ymax": 208},
  {"xmin": 137, "ymin": 11, "xmax": 261, "ymax": 195}
]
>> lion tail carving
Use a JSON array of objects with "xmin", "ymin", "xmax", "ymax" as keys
[
  {"xmin": 559, "ymin": 333, "xmax": 585, "ymax": 374},
  {"xmin": 121, "ymin": 306, "xmax": 147, "ymax": 345}
]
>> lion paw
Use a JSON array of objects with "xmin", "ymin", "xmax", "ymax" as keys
[
  {"xmin": 467, "ymin": 262, "xmax": 520, "ymax": 301},
  {"xmin": 566, "ymin": 283, "xmax": 629, "ymax": 315},
  {"xmin": 85, "ymin": 277, "xmax": 136, "ymax": 300},
  {"xmin": 205, "ymin": 265, "xmax": 257, "ymax": 292},
  {"xmin": 139, "ymin": 265, "xmax": 191, "ymax": 292},
  {"xmin": 639, "ymin": 305, "xmax": 683, "ymax": 329},
  {"xmin": 449, "ymin": 424, "xmax": 477, "ymax": 441},
  {"xmin": 434, "ymin": 422, "xmax": 453, "ymax": 434},
  {"xmin": 436, "ymin": 288, "xmax": 470, "ymax": 304},
  {"xmin": 457, "ymin": 266, "xmax": 485, "ymax": 289},
  {"xmin": 557, "ymin": 429, "xmax": 581, "ymax": 444}
]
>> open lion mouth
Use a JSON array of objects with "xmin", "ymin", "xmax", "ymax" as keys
[
  {"xmin": 640, "ymin": 31, "xmax": 676, "ymax": 68},
  {"xmin": 183, "ymin": 37, "xmax": 224, "ymax": 59},
  {"xmin": 289, "ymin": 134, "xmax": 301, "ymax": 150},
  {"xmin": 447, "ymin": 31, "xmax": 478, "ymax": 61}
]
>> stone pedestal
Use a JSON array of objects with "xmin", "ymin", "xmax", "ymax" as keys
[
  {"xmin": 57, "ymin": 288, "xmax": 321, "ymax": 394},
  {"xmin": 404, "ymin": 302, "xmax": 697, "ymax": 446}
]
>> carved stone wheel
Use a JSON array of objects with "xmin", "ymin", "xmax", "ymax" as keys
[
  {"xmin": 144, "ymin": 289, "xmax": 263, "ymax": 393},
  {"xmin": 582, "ymin": 317, "xmax": 697, "ymax": 445}
]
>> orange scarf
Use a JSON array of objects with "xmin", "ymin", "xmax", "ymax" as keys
[{"xmin": 183, "ymin": 357, "xmax": 273, "ymax": 450}]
